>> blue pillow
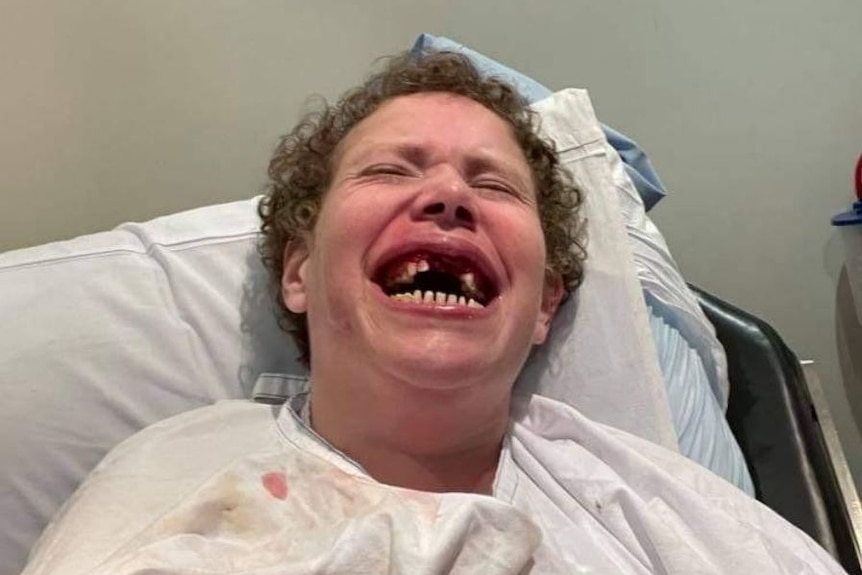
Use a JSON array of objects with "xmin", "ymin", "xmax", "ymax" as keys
[
  {"xmin": 648, "ymin": 306, "xmax": 754, "ymax": 494},
  {"xmin": 411, "ymin": 34, "xmax": 667, "ymax": 211}
]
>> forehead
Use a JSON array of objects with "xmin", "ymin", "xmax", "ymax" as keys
[{"xmin": 334, "ymin": 92, "xmax": 528, "ymax": 168}]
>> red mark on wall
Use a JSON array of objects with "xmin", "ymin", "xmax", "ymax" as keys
[{"xmin": 261, "ymin": 471, "xmax": 288, "ymax": 500}]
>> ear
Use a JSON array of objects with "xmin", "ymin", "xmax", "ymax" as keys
[
  {"xmin": 281, "ymin": 239, "xmax": 311, "ymax": 314},
  {"xmin": 532, "ymin": 272, "xmax": 565, "ymax": 345}
]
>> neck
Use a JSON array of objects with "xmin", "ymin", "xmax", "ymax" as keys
[{"xmin": 308, "ymin": 371, "xmax": 512, "ymax": 494}]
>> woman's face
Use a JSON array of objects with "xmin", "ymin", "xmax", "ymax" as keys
[{"xmin": 282, "ymin": 92, "xmax": 561, "ymax": 390}]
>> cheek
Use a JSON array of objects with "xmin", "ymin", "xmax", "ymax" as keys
[
  {"xmin": 509, "ymin": 222, "xmax": 551, "ymax": 315},
  {"xmin": 317, "ymin": 195, "xmax": 386, "ymax": 249},
  {"xmin": 305, "ymin": 218, "xmax": 376, "ymax": 335},
  {"xmin": 305, "ymin": 256, "xmax": 356, "ymax": 340},
  {"xmin": 503, "ymin": 212, "xmax": 548, "ymax": 275}
]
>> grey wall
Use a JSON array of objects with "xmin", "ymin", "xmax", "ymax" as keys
[{"xmin": 2, "ymin": 1, "xmax": 861, "ymax": 486}]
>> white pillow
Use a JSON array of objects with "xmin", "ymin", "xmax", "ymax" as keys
[
  {"xmin": 517, "ymin": 90, "xmax": 677, "ymax": 449},
  {"xmin": 0, "ymin": 201, "xmax": 298, "ymax": 575},
  {"xmin": 0, "ymin": 90, "xmax": 678, "ymax": 574}
]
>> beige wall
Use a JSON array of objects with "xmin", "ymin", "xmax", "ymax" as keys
[{"xmin": 3, "ymin": 1, "xmax": 862, "ymax": 485}]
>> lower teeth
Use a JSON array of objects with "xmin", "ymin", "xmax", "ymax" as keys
[{"xmin": 390, "ymin": 291, "xmax": 483, "ymax": 308}]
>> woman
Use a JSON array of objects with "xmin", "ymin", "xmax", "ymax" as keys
[{"xmin": 23, "ymin": 52, "xmax": 846, "ymax": 574}]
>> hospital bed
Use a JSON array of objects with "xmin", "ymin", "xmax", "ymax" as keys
[
  {"xmin": 251, "ymin": 285, "xmax": 862, "ymax": 572},
  {"xmin": 1, "ymin": 35, "xmax": 861, "ymax": 575},
  {"xmin": 693, "ymin": 287, "xmax": 862, "ymax": 573}
]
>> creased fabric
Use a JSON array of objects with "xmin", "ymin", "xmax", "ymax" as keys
[{"xmin": 23, "ymin": 397, "xmax": 845, "ymax": 574}]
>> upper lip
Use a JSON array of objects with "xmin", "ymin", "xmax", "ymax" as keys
[{"xmin": 369, "ymin": 234, "xmax": 502, "ymax": 299}]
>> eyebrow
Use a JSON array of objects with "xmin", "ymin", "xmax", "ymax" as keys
[{"xmin": 343, "ymin": 142, "xmax": 427, "ymax": 168}]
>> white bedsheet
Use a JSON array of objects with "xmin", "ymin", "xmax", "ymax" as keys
[{"xmin": 23, "ymin": 396, "xmax": 844, "ymax": 574}]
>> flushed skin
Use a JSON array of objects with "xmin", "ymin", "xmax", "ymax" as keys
[
  {"xmin": 282, "ymin": 93, "xmax": 561, "ymax": 393},
  {"xmin": 258, "ymin": 52, "xmax": 585, "ymax": 366}
]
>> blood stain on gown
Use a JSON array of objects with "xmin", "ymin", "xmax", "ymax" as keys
[{"xmin": 261, "ymin": 470, "xmax": 289, "ymax": 500}]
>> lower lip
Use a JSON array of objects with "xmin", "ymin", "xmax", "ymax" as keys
[{"xmin": 372, "ymin": 284, "xmax": 495, "ymax": 319}]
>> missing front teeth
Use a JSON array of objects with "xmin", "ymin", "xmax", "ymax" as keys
[
  {"xmin": 411, "ymin": 270, "xmax": 461, "ymax": 297},
  {"xmin": 379, "ymin": 254, "xmax": 492, "ymax": 306}
]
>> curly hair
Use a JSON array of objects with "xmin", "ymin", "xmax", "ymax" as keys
[{"xmin": 259, "ymin": 51, "xmax": 586, "ymax": 366}]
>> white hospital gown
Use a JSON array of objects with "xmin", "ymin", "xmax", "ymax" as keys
[{"xmin": 23, "ymin": 395, "xmax": 846, "ymax": 574}]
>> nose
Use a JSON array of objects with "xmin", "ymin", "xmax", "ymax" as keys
[{"xmin": 412, "ymin": 168, "xmax": 476, "ymax": 230}]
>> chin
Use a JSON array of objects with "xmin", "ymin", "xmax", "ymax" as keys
[{"xmin": 383, "ymin": 342, "xmax": 520, "ymax": 393}]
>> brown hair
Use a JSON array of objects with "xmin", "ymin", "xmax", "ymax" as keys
[{"xmin": 259, "ymin": 51, "xmax": 586, "ymax": 365}]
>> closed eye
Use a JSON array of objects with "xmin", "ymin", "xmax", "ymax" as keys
[
  {"xmin": 473, "ymin": 180, "xmax": 512, "ymax": 193},
  {"xmin": 472, "ymin": 179, "xmax": 527, "ymax": 201},
  {"xmin": 362, "ymin": 164, "xmax": 414, "ymax": 177}
]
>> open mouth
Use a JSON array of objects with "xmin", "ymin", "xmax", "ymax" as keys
[{"xmin": 373, "ymin": 251, "xmax": 498, "ymax": 309}]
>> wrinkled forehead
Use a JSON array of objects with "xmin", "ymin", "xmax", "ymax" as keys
[{"xmin": 330, "ymin": 92, "xmax": 532, "ymax": 181}]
